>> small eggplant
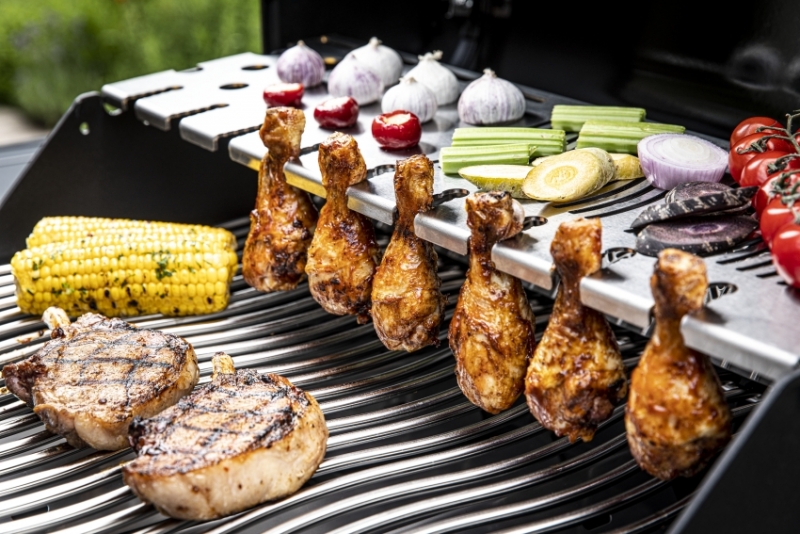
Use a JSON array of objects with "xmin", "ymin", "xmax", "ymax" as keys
[
  {"xmin": 630, "ymin": 187, "xmax": 756, "ymax": 230},
  {"xmin": 665, "ymin": 181, "xmax": 732, "ymax": 203},
  {"xmin": 635, "ymin": 216, "xmax": 758, "ymax": 257}
]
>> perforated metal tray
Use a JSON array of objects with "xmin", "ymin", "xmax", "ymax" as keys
[{"xmin": 98, "ymin": 50, "xmax": 800, "ymax": 382}]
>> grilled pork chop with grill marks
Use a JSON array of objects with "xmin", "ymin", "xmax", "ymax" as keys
[
  {"xmin": 123, "ymin": 352, "xmax": 327, "ymax": 520},
  {"xmin": 2, "ymin": 307, "xmax": 199, "ymax": 450}
]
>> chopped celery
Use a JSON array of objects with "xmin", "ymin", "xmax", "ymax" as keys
[
  {"xmin": 551, "ymin": 105, "xmax": 646, "ymax": 132},
  {"xmin": 440, "ymin": 144, "xmax": 536, "ymax": 175},
  {"xmin": 451, "ymin": 127, "xmax": 566, "ymax": 156},
  {"xmin": 576, "ymin": 120, "xmax": 685, "ymax": 155}
]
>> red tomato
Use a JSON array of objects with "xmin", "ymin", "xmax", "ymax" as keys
[
  {"xmin": 263, "ymin": 83, "xmax": 304, "ymax": 107},
  {"xmin": 371, "ymin": 111, "xmax": 422, "ymax": 149},
  {"xmin": 760, "ymin": 197, "xmax": 798, "ymax": 246},
  {"xmin": 740, "ymin": 152, "xmax": 800, "ymax": 187},
  {"xmin": 730, "ymin": 116, "xmax": 782, "ymax": 146},
  {"xmin": 729, "ymin": 132, "xmax": 794, "ymax": 182},
  {"xmin": 755, "ymin": 173, "xmax": 800, "ymax": 216},
  {"xmin": 772, "ymin": 224, "xmax": 800, "ymax": 287},
  {"xmin": 313, "ymin": 97, "xmax": 359, "ymax": 129}
]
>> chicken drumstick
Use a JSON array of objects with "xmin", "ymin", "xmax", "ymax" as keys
[
  {"xmin": 305, "ymin": 133, "xmax": 379, "ymax": 324},
  {"xmin": 626, "ymin": 248, "xmax": 732, "ymax": 480},
  {"xmin": 371, "ymin": 155, "xmax": 446, "ymax": 351},
  {"xmin": 525, "ymin": 218, "xmax": 627, "ymax": 443},
  {"xmin": 449, "ymin": 191, "xmax": 536, "ymax": 413},
  {"xmin": 242, "ymin": 107, "xmax": 318, "ymax": 292}
]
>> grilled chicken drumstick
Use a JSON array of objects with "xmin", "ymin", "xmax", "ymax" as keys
[
  {"xmin": 305, "ymin": 132, "xmax": 379, "ymax": 323},
  {"xmin": 371, "ymin": 155, "xmax": 446, "ymax": 351},
  {"xmin": 123, "ymin": 352, "xmax": 328, "ymax": 520},
  {"xmin": 449, "ymin": 191, "xmax": 536, "ymax": 413},
  {"xmin": 626, "ymin": 249, "xmax": 732, "ymax": 480},
  {"xmin": 243, "ymin": 107, "xmax": 318, "ymax": 292},
  {"xmin": 525, "ymin": 218, "xmax": 627, "ymax": 442},
  {"xmin": 2, "ymin": 307, "xmax": 199, "ymax": 450}
]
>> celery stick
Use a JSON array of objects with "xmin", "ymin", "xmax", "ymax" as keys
[
  {"xmin": 440, "ymin": 144, "xmax": 536, "ymax": 175},
  {"xmin": 451, "ymin": 127, "xmax": 566, "ymax": 156},
  {"xmin": 551, "ymin": 105, "xmax": 646, "ymax": 132},
  {"xmin": 576, "ymin": 120, "xmax": 685, "ymax": 155}
]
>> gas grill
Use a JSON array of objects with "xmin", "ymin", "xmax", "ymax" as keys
[{"xmin": 1, "ymin": 2, "xmax": 800, "ymax": 532}]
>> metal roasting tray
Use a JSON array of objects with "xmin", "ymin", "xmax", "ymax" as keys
[
  {"xmin": 98, "ymin": 50, "xmax": 800, "ymax": 382},
  {"xmin": 0, "ymin": 217, "xmax": 766, "ymax": 533}
]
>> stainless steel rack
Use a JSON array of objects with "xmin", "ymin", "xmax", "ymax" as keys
[
  {"xmin": 0, "ymin": 216, "xmax": 763, "ymax": 534},
  {"xmin": 99, "ymin": 51, "xmax": 800, "ymax": 382}
]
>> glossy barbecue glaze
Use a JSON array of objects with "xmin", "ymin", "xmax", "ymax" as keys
[
  {"xmin": 626, "ymin": 249, "xmax": 732, "ymax": 480},
  {"xmin": 449, "ymin": 192, "xmax": 536, "ymax": 414},
  {"xmin": 371, "ymin": 155, "xmax": 446, "ymax": 351},
  {"xmin": 305, "ymin": 132, "xmax": 379, "ymax": 323},
  {"xmin": 525, "ymin": 218, "xmax": 627, "ymax": 442},
  {"xmin": 242, "ymin": 107, "xmax": 319, "ymax": 292}
]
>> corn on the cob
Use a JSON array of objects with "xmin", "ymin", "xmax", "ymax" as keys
[
  {"xmin": 27, "ymin": 216, "xmax": 236, "ymax": 248},
  {"xmin": 13, "ymin": 217, "xmax": 239, "ymax": 318}
]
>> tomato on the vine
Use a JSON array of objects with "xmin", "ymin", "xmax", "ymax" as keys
[
  {"xmin": 740, "ymin": 151, "xmax": 800, "ymax": 187},
  {"xmin": 760, "ymin": 197, "xmax": 798, "ymax": 246},
  {"xmin": 730, "ymin": 116, "xmax": 782, "ymax": 146},
  {"xmin": 772, "ymin": 223, "xmax": 800, "ymax": 288},
  {"xmin": 729, "ymin": 132, "xmax": 794, "ymax": 183}
]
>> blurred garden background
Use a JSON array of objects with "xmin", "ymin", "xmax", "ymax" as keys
[{"xmin": 0, "ymin": 0, "xmax": 261, "ymax": 142}]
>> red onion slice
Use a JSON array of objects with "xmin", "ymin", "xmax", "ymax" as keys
[{"xmin": 638, "ymin": 134, "xmax": 728, "ymax": 190}]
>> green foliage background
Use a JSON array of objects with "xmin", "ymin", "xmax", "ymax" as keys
[{"xmin": 0, "ymin": 0, "xmax": 261, "ymax": 126}]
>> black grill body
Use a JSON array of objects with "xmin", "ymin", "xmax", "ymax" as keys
[{"xmin": 0, "ymin": 1, "xmax": 798, "ymax": 532}]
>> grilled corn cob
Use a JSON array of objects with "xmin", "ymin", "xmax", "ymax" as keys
[{"xmin": 12, "ymin": 217, "xmax": 239, "ymax": 317}]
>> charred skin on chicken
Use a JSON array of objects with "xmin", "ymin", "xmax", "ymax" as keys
[
  {"xmin": 525, "ymin": 218, "xmax": 627, "ymax": 443},
  {"xmin": 449, "ymin": 191, "xmax": 536, "ymax": 413},
  {"xmin": 626, "ymin": 249, "xmax": 732, "ymax": 480},
  {"xmin": 305, "ymin": 132, "xmax": 379, "ymax": 323},
  {"xmin": 371, "ymin": 154, "xmax": 446, "ymax": 351},
  {"xmin": 243, "ymin": 107, "xmax": 318, "ymax": 292}
]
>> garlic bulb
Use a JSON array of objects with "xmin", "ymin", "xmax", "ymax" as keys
[
  {"xmin": 276, "ymin": 41, "xmax": 325, "ymax": 87},
  {"xmin": 406, "ymin": 51, "xmax": 459, "ymax": 105},
  {"xmin": 458, "ymin": 69, "xmax": 526, "ymax": 125},
  {"xmin": 381, "ymin": 76, "xmax": 438, "ymax": 123},
  {"xmin": 351, "ymin": 37, "xmax": 403, "ymax": 87},
  {"xmin": 328, "ymin": 53, "xmax": 384, "ymax": 105}
]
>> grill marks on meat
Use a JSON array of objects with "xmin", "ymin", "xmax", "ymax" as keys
[
  {"xmin": 243, "ymin": 107, "xmax": 319, "ymax": 292},
  {"xmin": 449, "ymin": 192, "xmax": 536, "ymax": 413},
  {"xmin": 305, "ymin": 133, "xmax": 378, "ymax": 323},
  {"xmin": 371, "ymin": 155, "xmax": 446, "ymax": 351},
  {"xmin": 525, "ymin": 218, "xmax": 627, "ymax": 443},
  {"xmin": 625, "ymin": 249, "xmax": 732, "ymax": 480},
  {"xmin": 2, "ymin": 309, "xmax": 199, "ymax": 450},
  {"xmin": 123, "ymin": 353, "xmax": 327, "ymax": 520}
]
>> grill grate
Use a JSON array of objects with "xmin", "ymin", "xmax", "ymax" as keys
[{"xmin": 0, "ymin": 217, "xmax": 765, "ymax": 534}]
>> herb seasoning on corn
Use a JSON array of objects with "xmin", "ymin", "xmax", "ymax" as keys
[{"xmin": 12, "ymin": 216, "xmax": 239, "ymax": 317}]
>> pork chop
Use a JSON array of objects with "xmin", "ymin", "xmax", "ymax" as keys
[
  {"xmin": 2, "ymin": 307, "xmax": 199, "ymax": 450},
  {"xmin": 123, "ymin": 352, "xmax": 328, "ymax": 520}
]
